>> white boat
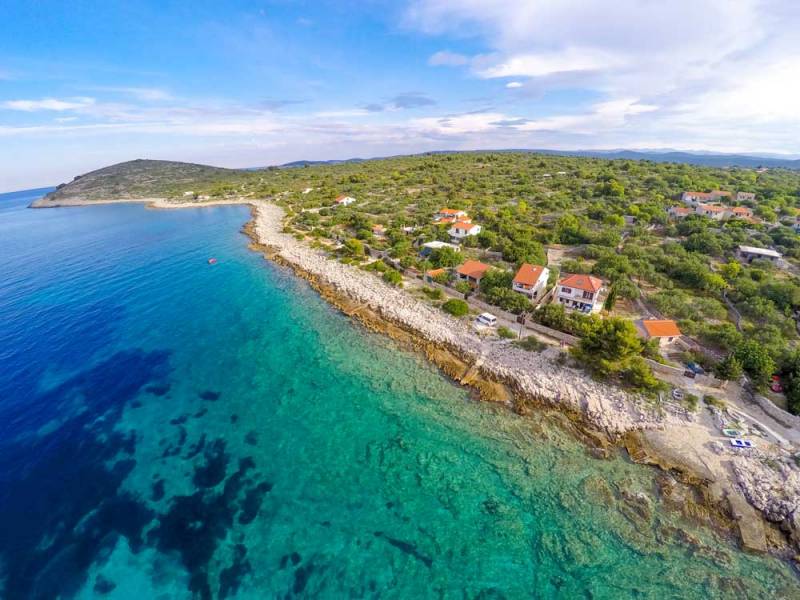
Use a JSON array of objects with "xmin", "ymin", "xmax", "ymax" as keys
[{"xmin": 730, "ymin": 439, "xmax": 754, "ymax": 449}]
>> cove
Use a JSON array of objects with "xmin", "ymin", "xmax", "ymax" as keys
[{"xmin": 0, "ymin": 189, "xmax": 797, "ymax": 598}]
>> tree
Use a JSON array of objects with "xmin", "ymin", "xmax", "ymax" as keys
[
  {"xmin": 479, "ymin": 269, "xmax": 513, "ymax": 295},
  {"xmin": 442, "ymin": 299, "xmax": 469, "ymax": 317},
  {"xmin": 734, "ymin": 340, "xmax": 775, "ymax": 386},
  {"xmin": 623, "ymin": 356, "xmax": 664, "ymax": 393},
  {"xmin": 574, "ymin": 317, "xmax": 643, "ymax": 378},
  {"xmin": 714, "ymin": 353, "xmax": 743, "ymax": 382},
  {"xmin": 430, "ymin": 246, "xmax": 462, "ymax": 268},
  {"xmin": 603, "ymin": 286, "xmax": 618, "ymax": 312}
]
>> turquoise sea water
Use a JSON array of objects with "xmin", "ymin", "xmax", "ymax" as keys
[{"xmin": 0, "ymin": 189, "xmax": 797, "ymax": 599}]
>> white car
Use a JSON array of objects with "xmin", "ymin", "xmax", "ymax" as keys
[
  {"xmin": 671, "ymin": 389, "xmax": 685, "ymax": 401},
  {"xmin": 476, "ymin": 313, "xmax": 498, "ymax": 327}
]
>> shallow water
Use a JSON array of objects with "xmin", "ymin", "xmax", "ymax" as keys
[{"xmin": 0, "ymin": 189, "xmax": 797, "ymax": 599}]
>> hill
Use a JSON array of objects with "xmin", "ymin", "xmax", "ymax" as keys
[{"xmin": 40, "ymin": 159, "xmax": 241, "ymax": 203}]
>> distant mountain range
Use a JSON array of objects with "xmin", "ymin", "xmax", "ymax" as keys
[{"xmin": 278, "ymin": 149, "xmax": 800, "ymax": 170}]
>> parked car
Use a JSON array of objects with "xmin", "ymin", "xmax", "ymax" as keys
[
  {"xmin": 476, "ymin": 313, "xmax": 498, "ymax": 327},
  {"xmin": 686, "ymin": 362, "xmax": 705, "ymax": 375},
  {"xmin": 671, "ymin": 389, "xmax": 685, "ymax": 401}
]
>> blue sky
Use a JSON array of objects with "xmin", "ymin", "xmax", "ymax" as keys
[{"xmin": 2, "ymin": 0, "xmax": 800, "ymax": 191}]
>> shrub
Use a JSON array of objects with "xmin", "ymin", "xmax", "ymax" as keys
[
  {"xmin": 421, "ymin": 287, "xmax": 443, "ymax": 300},
  {"xmin": 514, "ymin": 336, "xmax": 546, "ymax": 352},
  {"xmin": 497, "ymin": 326, "xmax": 516, "ymax": 339},
  {"xmin": 382, "ymin": 270, "xmax": 403, "ymax": 286},
  {"xmin": 442, "ymin": 299, "xmax": 469, "ymax": 317}
]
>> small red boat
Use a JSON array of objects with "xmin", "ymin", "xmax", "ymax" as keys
[{"xmin": 207, "ymin": 258, "xmax": 217, "ymax": 265}]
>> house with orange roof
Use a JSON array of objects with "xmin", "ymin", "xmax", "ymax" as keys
[
  {"xmin": 334, "ymin": 194, "xmax": 356, "ymax": 206},
  {"xmin": 436, "ymin": 208, "xmax": 468, "ymax": 224},
  {"xmin": 449, "ymin": 220, "xmax": 482, "ymax": 242},
  {"xmin": 556, "ymin": 274, "xmax": 605, "ymax": 313},
  {"xmin": 456, "ymin": 260, "xmax": 490, "ymax": 287},
  {"xmin": 512, "ymin": 263, "xmax": 550, "ymax": 300},
  {"xmin": 668, "ymin": 206, "xmax": 693, "ymax": 219},
  {"xmin": 637, "ymin": 319, "xmax": 682, "ymax": 347},
  {"xmin": 372, "ymin": 224, "xmax": 386, "ymax": 236},
  {"xmin": 681, "ymin": 191, "xmax": 713, "ymax": 207},
  {"xmin": 727, "ymin": 206, "xmax": 753, "ymax": 219},
  {"xmin": 695, "ymin": 203, "xmax": 726, "ymax": 220}
]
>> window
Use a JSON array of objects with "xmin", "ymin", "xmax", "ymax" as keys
[
  {"xmin": 561, "ymin": 287, "xmax": 572, "ymax": 294},
  {"xmin": 582, "ymin": 291, "xmax": 593, "ymax": 300}
]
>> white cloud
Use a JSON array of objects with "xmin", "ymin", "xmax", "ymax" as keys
[
  {"xmin": 505, "ymin": 81, "xmax": 523, "ymax": 89},
  {"xmin": 409, "ymin": 0, "xmax": 800, "ymax": 148},
  {"xmin": 428, "ymin": 50, "xmax": 469, "ymax": 66},
  {"xmin": 89, "ymin": 87, "xmax": 174, "ymax": 101},
  {"xmin": 2, "ymin": 97, "xmax": 96, "ymax": 112}
]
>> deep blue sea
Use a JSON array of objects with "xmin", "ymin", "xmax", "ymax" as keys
[{"xmin": 0, "ymin": 188, "xmax": 797, "ymax": 599}]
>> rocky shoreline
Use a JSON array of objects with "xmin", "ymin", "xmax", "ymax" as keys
[{"xmin": 245, "ymin": 200, "xmax": 800, "ymax": 562}]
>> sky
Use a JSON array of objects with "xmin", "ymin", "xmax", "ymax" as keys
[{"xmin": 2, "ymin": 0, "xmax": 800, "ymax": 191}]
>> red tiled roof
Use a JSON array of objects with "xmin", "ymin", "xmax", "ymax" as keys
[
  {"xmin": 558, "ymin": 274, "xmax": 603, "ymax": 293},
  {"xmin": 426, "ymin": 268, "xmax": 446, "ymax": 277},
  {"xmin": 439, "ymin": 208, "xmax": 466, "ymax": 215},
  {"xmin": 731, "ymin": 206, "xmax": 752, "ymax": 214},
  {"xmin": 451, "ymin": 220, "xmax": 479, "ymax": 232},
  {"xmin": 642, "ymin": 319, "xmax": 681, "ymax": 338},
  {"xmin": 670, "ymin": 207, "xmax": 692, "ymax": 214},
  {"xmin": 457, "ymin": 260, "xmax": 490, "ymax": 279},
  {"xmin": 513, "ymin": 263, "xmax": 545, "ymax": 286}
]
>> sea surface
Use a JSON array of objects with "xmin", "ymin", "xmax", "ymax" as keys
[{"xmin": 0, "ymin": 188, "xmax": 797, "ymax": 599}]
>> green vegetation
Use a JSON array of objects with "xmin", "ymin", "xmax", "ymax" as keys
[
  {"xmin": 497, "ymin": 326, "xmax": 517, "ymax": 339},
  {"xmin": 53, "ymin": 152, "xmax": 800, "ymax": 411},
  {"xmin": 382, "ymin": 269, "xmax": 403, "ymax": 286},
  {"xmin": 572, "ymin": 316, "xmax": 664, "ymax": 394},
  {"xmin": 442, "ymin": 299, "xmax": 469, "ymax": 317},
  {"xmin": 513, "ymin": 336, "xmax": 546, "ymax": 352}
]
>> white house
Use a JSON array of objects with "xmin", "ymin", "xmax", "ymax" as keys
[
  {"xmin": 736, "ymin": 245, "xmax": 782, "ymax": 264},
  {"xmin": 419, "ymin": 240, "xmax": 459, "ymax": 258},
  {"xmin": 334, "ymin": 194, "xmax": 356, "ymax": 206},
  {"xmin": 682, "ymin": 191, "xmax": 712, "ymax": 207},
  {"xmin": 556, "ymin": 274, "xmax": 605, "ymax": 313},
  {"xmin": 736, "ymin": 191, "xmax": 756, "ymax": 202},
  {"xmin": 449, "ymin": 220, "xmax": 482, "ymax": 242},
  {"xmin": 512, "ymin": 263, "xmax": 550, "ymax": 300}
]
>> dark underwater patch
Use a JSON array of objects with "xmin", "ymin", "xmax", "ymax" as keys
[
  {"xmin": 219, "ymin": 543, "xmax": 252, "ymax": 599},
  {"xmin": 244, "ymin": 430, "xmax": 258, "ymax": 445},
  {"xmin": 0, "ymin": 349, "xmax": 170, "ymax": 599},
  {"xmin": 184, "ymin": 433, "xmax": 207, "ymax": 459},
  {"xmin": 199, "ymin": 390, "xmax": 221, "ymax": 401},
  {"xmin": 149, "ymin": 453, "xmax": 267, "ymax": 599},
  {"xmin": 373, "ymin": 532, "xmax": 433, "ymax": 568},
  {"xmin": 93, "ymin": 575, "xmax": 117, "ymax": 594},
  {"xmin": 238, "ymin": 481, "xmax": 273, "ymax": 525},
  {"xmin": 170, "ymin": 413, "xmax": 189, "ymax": 425},
  {"xmin": 194, "ymin": 407, "xmax": 208, "ymax": 418},
  {"xmin": 152, "ymin": 479, "xmax": 166, "ymax": 501},
  {"xmin": 145, "ymin": 383, "xmax": 171, "ymax": 396},
  {"xmin": 193, "ymin": 438, "xmax": 230, "ymax": 488}
]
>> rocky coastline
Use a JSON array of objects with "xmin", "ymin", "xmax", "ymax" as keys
[{"xmin": 245, "ymin": 200, "xmax": 800, "ymax": 562}]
